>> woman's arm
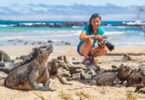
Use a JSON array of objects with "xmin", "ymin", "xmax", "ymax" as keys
[
  {"xmin": 79, "ymin": 31, "xmax": 95, "ymax": 40},
  {"xmin": 80, "ymin": 31, "xmax": 104, "ymax": 41}
]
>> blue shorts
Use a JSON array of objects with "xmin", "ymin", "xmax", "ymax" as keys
[{"xmin": 77, "ymin": 45, "xmax": 94, "ymax": 56}]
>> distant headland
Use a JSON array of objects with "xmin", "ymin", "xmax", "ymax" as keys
[{"xmin": 11, "ymin": 21, "xmax": 145, "ymax": 28}]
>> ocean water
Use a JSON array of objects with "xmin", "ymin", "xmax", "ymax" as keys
[{"xmin": 0, "ymin": 21, "xmax": 145, "ymax": 46}]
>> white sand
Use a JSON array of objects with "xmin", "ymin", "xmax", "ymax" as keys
[{"xmin": 0, "ymin": 45, "xmax": 145, "ymax": 100}]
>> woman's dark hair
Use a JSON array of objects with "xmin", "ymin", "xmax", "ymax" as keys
[{"xmin": 89, "ymin": 13, "xmax": 101, "ymax": 35}]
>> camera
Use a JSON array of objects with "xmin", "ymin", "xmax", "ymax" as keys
[{"xmin": 101, "ymin": 36, "xmax": 114, "ymax": 51}]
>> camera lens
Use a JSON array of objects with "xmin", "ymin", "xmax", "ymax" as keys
[{"xmin": 105, "ymin": 42, "xmax": 114, "ymax": 51}]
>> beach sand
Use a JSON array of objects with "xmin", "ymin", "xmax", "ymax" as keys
[{"xmin": 0, "ymin": 45, "xmax": 145, "ymax": 100}]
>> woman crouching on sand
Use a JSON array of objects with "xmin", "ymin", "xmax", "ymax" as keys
[{"xmin": 77, "ymin": 13, "xmax": 108, "ymax": 65}]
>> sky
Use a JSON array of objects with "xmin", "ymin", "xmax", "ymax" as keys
[
  {"xmin": 0, "ymin": 0, "xmax": 145, "ymax": 21},
  {"xmin": 0, "ymin": 0, "xmax": 145, "ymax": 6}
]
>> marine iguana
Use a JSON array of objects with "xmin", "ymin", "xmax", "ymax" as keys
[
  {"xmin": 126, "ymin": 69, "xmax": 142, "ymax": 87},
  {"xmin": 47, "ymin": 58, "xmax": 72, "ymax": 85},
  {"xmin": 135, "ymin": 70, "xmax": 145, "ymax": 93},
  {"xmin": 89, "ymin": 65, "xmax": 131, "ymax": 86},
  {"xmin": 4, "ymin": 45, "xmax": 55, "ymax": 91},
  {"xmin": 0, "ymin": 50, "xmax": 14, "ymax": 74},
  {"xmin": 0, "ymin": 50, "xmax": 11, "ymax": 62}
]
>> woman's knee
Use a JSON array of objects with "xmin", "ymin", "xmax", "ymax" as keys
[
  {"xmin": 91, "ymin": 47, "xmax": 108, "ymax": 57},
  {"xmin": 101, "ymin": 47, "xmax": 108, "ymax": 54}
]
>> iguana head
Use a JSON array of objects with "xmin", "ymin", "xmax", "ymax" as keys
[
  {"xmin": 48, "ymin": 59, "xmax": 68, "ymax": 73},
  {"xmin": 39, "ymin": 44, "xmax": 53, "ymax": 53},
  {"xmin": 118, "ymin": 64, "xmax": 131, "ymax": 78},
  {"xmin": 33, "ymin": 45, "xmax": 53, "ymax": 58}
]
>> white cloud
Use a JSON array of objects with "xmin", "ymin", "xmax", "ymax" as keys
[
  {"xmin": 0, "ymin": 4, "xmax": 144, "ymax": 21},
  {"xmin": 102, "ymin": 14, "xmax": 136, "ymax": 21}
]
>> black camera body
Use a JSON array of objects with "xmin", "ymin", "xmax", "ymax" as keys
[{"xmin": 101, "ymin": 36, "xmax": 114, "ymax": 51}]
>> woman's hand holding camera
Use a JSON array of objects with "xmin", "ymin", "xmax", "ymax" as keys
[
  {"xmin": 94, "ymin": 35, "xmax": 104, "ymax": 41},
  {"xmin": 92, "ymin": 35, "xmax": 106, "ymax": 48},
  {"xmin": 97, "ymin": 40, "xmax": 106, "ymax": 48}
]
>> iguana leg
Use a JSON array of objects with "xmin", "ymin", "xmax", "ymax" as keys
[
  {"xmin": 56, "ymin": 74, "xmax": 72, "ymax": 85},
  {"xmin": 43, "ymin": 80, "xmax": 56, "ymax": 91},
  {"xmin": 135, "ymin": 81, "xmax": 144, "ymax": 92},
  {"xmin": 43, "ymin": 79, "xmax": 50, "ymax": 87},
  {"xmin": 28, "ymin": 69, "xmax": 55, "ymax": 91},
  {"xmin": 89, "ymin": 80, "xmax": 95, "ymax": 86},
  {"xmin": 43, "ymin": 70, "xmax": 50, "ymax": 87},
  {"xmin": 112, "ymin": 78, "xmax": 121, "ymax": 87}
]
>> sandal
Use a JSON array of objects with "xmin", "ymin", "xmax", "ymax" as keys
[
  {"xmin": 88, "ymin": 57, "xmax": 98, "ymax": 66},
  {"xmin": 82, "ymin": 58, "xmax": 91, "ymax": 65},
  {"xmin": 88, "ymin": 56, "xmax": 94, "ymax": 64}
]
